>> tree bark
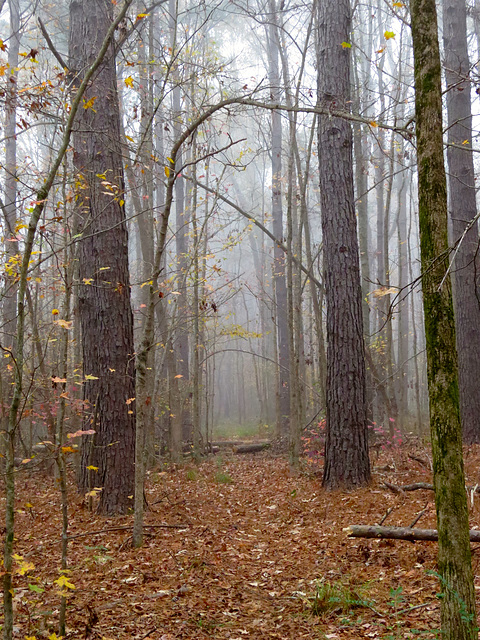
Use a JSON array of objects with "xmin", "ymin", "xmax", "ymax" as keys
[
  {"xmin": 346, "ymin": 525, "xmax": 480, "ymax": 543},
  {"xmin": 266, "ymin": 0, "xmax": 290, "ymax": 437},
  {"xmin": 70, "ymin": 0, "xmax": 136, "ymax": 515},
  {"xmin": 2, "ymin": 0, "xmax": 20, "ymax": 350},
  {"xmin": 317, "ymin": 0, "xmax": 370, "ymax": 489},
  {"xmin": 410, "ymin": 0, "xmax": 477, "ymax": 636},
  {"xmin": 443, "ymin": 0, "xmax": 480, "ymax": 444}
]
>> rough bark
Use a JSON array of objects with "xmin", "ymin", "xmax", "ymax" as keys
[
  {"xmin": 410, "ymin": 0, "xmax": 477, "ymax": 636},
  {"xmin": 443, "ymin": 0, "xmax": 480, "ymax": 444},
  {"xmin": 317, "ymin": 0, "xmax": 370, "ymax": 489},
  {"xmin": 70, "ymin": 0, "xmax": 136, "ymax": 515}
]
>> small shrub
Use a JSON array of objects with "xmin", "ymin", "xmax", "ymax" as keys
[
  {"xmin": 215, "ymin": 471, "xmax": 233, "ymax": 484},
  {"xmin": 186, "ymin": 469, "xmax": 198, "ymax": 481},
  {"xmin": 310, "ymin": 580, "xmax": 370, "ymax": 617},
  {"xmin": 302, "ymin": 418, "xmax": 326, "ymax": 468}
]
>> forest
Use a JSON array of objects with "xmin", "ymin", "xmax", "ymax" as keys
[{"xmin": 1, "ymin": 0, "xmax": 480, "ymax": 638}]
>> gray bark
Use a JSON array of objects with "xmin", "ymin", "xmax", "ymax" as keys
[{"xmin": 443, "ymin": 0, "xmax": 480, "ymax": 444}]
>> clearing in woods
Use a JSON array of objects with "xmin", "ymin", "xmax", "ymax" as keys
[{"xmin": 6, "ymin": 445, "xmax": 480, "ymax": 639}]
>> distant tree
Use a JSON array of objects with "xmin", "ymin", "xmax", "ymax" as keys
[
  {"xmin": 69, "ymin": 0, "xmax": 136, "ymax": 515},
  {"xmin": 410, "ymin": 0, "xmax": 477, "ymax": 636},
  {"xmin": 442, "ymin": 0, "xmax": 480, "ymax": 444},
  {"xmin": 317, "ymin": 0, "xmax": 370, "ymax": 488}
]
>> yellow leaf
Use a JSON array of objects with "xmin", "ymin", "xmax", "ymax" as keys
[
  {"xmin": 341, "ymin": 41, "xmax": 351, "ymax": 49},
  {"xmin": 137, "ymin": 12, "xmax": 148, "ymax": 19},
  {"xmin": 384, "ymin": 30, "xmax": 395, "ymax": 40},
  {"xmin": 124, "ymin": 76, "xmax": 134, "ymax": 88},
  {"xmin": 174, "ymin": 374, "xmax": 183, "ymax": 378},
  {"xmin": 83, "ymin": 96, "xmax": 97, "ymax": 110},
  {"xmin": 373, "ymin": 286, "xmax": 397, "ymax": 298},
  {"xmin": 392, "ymin": 1, "xmax": 404, "ymax": 6},
  {"xmin": 164, "ymin": 165, "xmax": 170, "ymax": 177},
  {"xmin": 86, "ymin": 465, "xmax": 98, "ymax": 471},
  {"xmin": 126, "ymin": 397, "xmax": 135, "ymax": 405},
  {"xmin": 85, "ymin": 374, "xmax": 99, "ymax": 380},
  {"xmin": 61, "ymin": 446, "xmax": 75, "ymax": 453},
  {"xmin": 55, "ymin": 319, "xmax": 73, "ymax": 330},
  {"xmin": 52, "ymin": 308, "xmax": 59, "ymax": 315},
  {"xmin": 369, "ymin": 121, "xmax": 378, "ymax": 128}
]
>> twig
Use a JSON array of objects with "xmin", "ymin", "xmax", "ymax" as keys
[
  {"xmin": 378, "ymin": 506, "xmax": 395, "ymax": 526},
  {"xmin": 409, "ymin": 503, "xmax": 429, "ymax": 528},
  {"xmin": 37, "ymin": 18, "xmax": 69, "ymax": 70},
  {"xmin": 66, "ymin": 523, "xmax": 188, "ymax": 540},
  {"xmin": 408, "ymin": 453, "xmax": 430, "ymax": 470},
  {"xmin": 396, "ymin": 601, "xmax": 434, "ymax": 616}
]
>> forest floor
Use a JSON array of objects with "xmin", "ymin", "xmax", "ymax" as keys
[{"xmin": 5, "ymin": 443, "xmax": 480, "ymax": 639}]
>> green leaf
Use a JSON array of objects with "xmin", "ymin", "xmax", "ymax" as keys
[{"xmin": 29, "ymin": 583, "xmax": 44, "ymax": 593}]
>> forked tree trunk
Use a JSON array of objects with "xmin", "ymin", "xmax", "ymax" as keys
[
  {"xmin": 317, "ymin": 0, "xmax": 370, "ymax": 489},
  {"xmin": 410, "ymin": 0, "xmax": 477, "ymax": 636},
  {"xmin": 70, "ymin": 0, "xmax": 136, "ymax": 515}
]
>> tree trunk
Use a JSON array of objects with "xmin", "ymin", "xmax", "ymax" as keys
[
  {"xmin": 267, "ymin": 0, "xmax": 290, "ymax": 437},
  {"xmin": 2, "ymin": 0, "xmax": 20, "ymax": 350},
  {"xmin": 443, "ymin": 0, "xmax": 480, "ymax": 444},
  {"xmin": 346, "ymin": 525, "xmax": 480, "ymax": 544},
  {"xmin": 410, "ymin": 0, "xmax": 477, "ymax": 636},
  {"xmin": 70, "ymin": 0, "xmax": 136, "ymax": 515},
  {"xmin": 317, "ymin": 0, "xmax": 370, "ymax": 489}
]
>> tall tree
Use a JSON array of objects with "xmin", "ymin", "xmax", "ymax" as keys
[
  {"xmin": 443, "ymin": 0, "xmax": 480, "ymax": 444},
  {"xmin": 317, "ymin": 0, "xmax": 370, "ymax": 488},
  {"xmin": 410, "ymin": 0, "xmax": 477, "ymax": 636},
  {"xmin": 266, "ymin": 0, "xmax": 290, "ymax": 436},
  {"xmin": 2, "ymin": 0, "xmax": 20, "ymax": 350},
  {"xmin": 69, "ymin": 0, "xmax": 136, "ymax": 515}
]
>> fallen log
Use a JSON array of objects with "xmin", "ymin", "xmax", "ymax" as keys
[
  {"xmin": 210, "ymin": 440, "xmax": 246, "ymax": 448},
  {"xmin": 383, "ymin": 481, "xmax": 434, "ymax": 493},
  {"xmin": 233, "ymin": 442, "xmax": 271, "ymax": 454},
  {"xmin": 382, "ymin": 481, "xmax": 480, "ymax": 495},
  {"xmin": 345, "ymin": 524, "xmax": 480, "ymax": 543}
]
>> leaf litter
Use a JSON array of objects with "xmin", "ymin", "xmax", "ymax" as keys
[{"xmin": 4, "ymin": 443, "xmax": 480, "ymax": 638}]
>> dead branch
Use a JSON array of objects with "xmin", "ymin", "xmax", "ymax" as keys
[
  {"xmin": 383, "ymin": 481, "xmax": 434, "ymax": 493},
  {"xmin": 408, "ymin": 453, "xmax": 431, "ymax": 470},
  {"xmin": 345, "ymin": 524, "xmax": 480, "ymax": 542}
]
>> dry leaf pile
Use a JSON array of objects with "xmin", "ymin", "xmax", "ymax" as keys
[{"xmin": 4, "ymin": 444, "xmax": 480, "ymax": 639}]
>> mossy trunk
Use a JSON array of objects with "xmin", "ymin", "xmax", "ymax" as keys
[{"xmin": 410, "ymin": 0, "xmax": 477, "ymax": 637}]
